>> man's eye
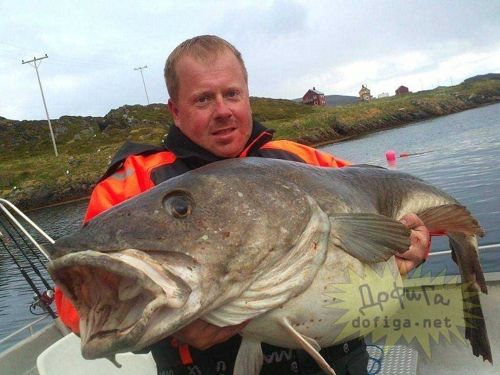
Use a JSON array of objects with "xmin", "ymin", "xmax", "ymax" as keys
[
  {"xmin": 226, "ymin": 90, "xmax": 240, "ymax": 99},
  {"xmin": 197, "ymin": 96, "xmax": 209, "ymax": 103}
]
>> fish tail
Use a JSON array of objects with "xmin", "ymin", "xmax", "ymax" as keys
[
  {"xmin": 448, "ymin": 234, "xmax": 492, "ymax": 363},
  {"xmin": 416, "ymin": 204, "xmax": 486, "ymax": 292},
  {"xmin": 416, "ymin": 204, "xmax": 492, "ymax": 363},
  {"xmin": 462, "ymin": 283, "xmax": 493, "ymax": 363},
  {"xmin": 416, "ymin": 204, "xmax": 485, "ymax": 237}
]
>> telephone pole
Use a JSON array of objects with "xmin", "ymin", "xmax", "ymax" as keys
[
  {"xmin": 22, "ymin": 54, "xmax": 58, "ymax": 157},
  {"xmin": 134, "ymin": 65, "xmax": 150, "ymax": 104}
]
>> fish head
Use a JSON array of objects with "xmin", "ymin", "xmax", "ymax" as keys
[{"xmin": 48, "ymin": 158, "xmax": 317, "ymax": 358}]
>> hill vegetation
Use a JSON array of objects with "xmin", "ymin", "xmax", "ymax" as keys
[
  {"xmin": 293, "ymin": 94, "xmax": 359, "ymax": 107},
  {"xmin": 1, "ymin": 79, "xmax": 500, "ymax": 209},
  {"xmin": 324, "ymin": 94, "xmax": 359, "ymax": 107},
  {"xmin": 463, "ymin": 73, "xmax": 500, "ymax": 83}
]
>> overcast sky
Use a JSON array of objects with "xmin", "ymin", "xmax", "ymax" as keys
[{"xmin": 1, "ymin": 0, "xmax": 499, "ymax": 120}]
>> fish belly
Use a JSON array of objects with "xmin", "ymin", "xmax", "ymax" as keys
[{"xmin": 242, "ymin": 247, "xmax": 402, "ymax": 348}]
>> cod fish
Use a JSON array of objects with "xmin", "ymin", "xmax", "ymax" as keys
[{"xmin": 47, "ymin": 158, "xmax": 492, "ymax": 374}]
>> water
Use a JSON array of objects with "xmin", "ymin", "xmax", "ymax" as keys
[{"xmin": 1, "ymin": 103, "xmax": 499, "ymax": 352}]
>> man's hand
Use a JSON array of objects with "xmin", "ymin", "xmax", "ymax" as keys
[
  {"xmin": 396, "ymin": 213, "xmax": 431, "ymax": 276},
  {"xmin": 173, "ymin": 319, "xmax": 249, "ymax": 350}
]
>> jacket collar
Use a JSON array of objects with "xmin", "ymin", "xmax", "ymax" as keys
[{"xmin": 163, "ymin": 120, "xmax": 274, "ymax": 168}]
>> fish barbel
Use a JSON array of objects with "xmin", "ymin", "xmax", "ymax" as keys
[{"xmin": 47, "ymin": 158, "xmax": 492, "ymax": 374}]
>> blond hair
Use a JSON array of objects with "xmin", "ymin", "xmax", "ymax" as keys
[{"xmin": 164, "ymin": 35, "xmax": 248, "ymax": 101}]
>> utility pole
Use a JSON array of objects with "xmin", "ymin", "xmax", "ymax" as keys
[
  {"xmin": 134, "ymin": 65, "xmax": 150, "ymax": 104},
  {"xmin": 22, "ymin": 54, "xmax": 58, "ymax": 157}
]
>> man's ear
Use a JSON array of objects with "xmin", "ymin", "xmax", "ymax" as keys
[{"xmin": 167, "ymin": 99, "xmax": 180, "ymax": 127}]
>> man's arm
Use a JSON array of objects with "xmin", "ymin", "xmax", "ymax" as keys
[{"xmin": 173, "ymin": 319, "xmax": 249, "ymax": 350}]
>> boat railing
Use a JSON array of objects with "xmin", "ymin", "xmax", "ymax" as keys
[
  {"xmin": 428, "ymin": 243, "xmax": 500, "ymax": 257},
  {"xmin": 0, "ymin": 198, "xmax": 58, "ymax": 350},
  {"xmin": 0, "ymin": 315, "xmax": 51, "ymax": 347},
  {"xmin": 427, "ymin": 243, "xmax": 500, "ymax": 282},
  {"xmin": 0, "ymin": 198, "xmax": 55, "ymax": 258}
]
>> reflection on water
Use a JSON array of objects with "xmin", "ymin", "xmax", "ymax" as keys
[{"xmin": 1, "ymin": 104, "xmax": 499, "ymax": 351}]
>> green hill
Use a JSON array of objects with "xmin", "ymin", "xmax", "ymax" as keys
[{"xmin": 463, "ymin": 73, "xmax": 500, "ymax": 83}]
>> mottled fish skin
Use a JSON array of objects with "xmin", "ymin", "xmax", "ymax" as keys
[{"xmin": 47, "ymin": 157, "xmax": 491, "ymax": 367}]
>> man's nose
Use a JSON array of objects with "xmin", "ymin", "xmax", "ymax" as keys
[{"xmin": 213, "ymin": 96, "xmax": 232, "ymax": 119}]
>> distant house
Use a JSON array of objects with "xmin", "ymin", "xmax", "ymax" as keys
[
  {"xmin": 302, "ymin": 87, "xmax": 326, "ymax": 106},
  {"xmin": 359, "ymin": 85, "xmax": 373, "ymax": 101},
  {"xmin": 395, "ymin": 85, "xmax": 410, "ymax": 95},
  {"xmin": 377, "ymin": 92, "xmax": 389, "ymax": 99}
]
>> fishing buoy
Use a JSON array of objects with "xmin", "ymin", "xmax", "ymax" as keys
[
  {"xmin": 385, "ymin": 150, "xmax": 396, "ymax": 163},
  {"xmin": 399, "ymin": 151, "xmax": 409, "ymax": 158}
]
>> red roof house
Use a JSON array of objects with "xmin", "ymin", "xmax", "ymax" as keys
[
  {"xmin": 302, "ymin": 87, "xmax": 326, "ymax": 106},
  {"xmin": 395, "ymin": 85, "xmax": 410, "ymax": 95}
]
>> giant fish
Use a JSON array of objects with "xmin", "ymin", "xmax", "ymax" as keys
[{"xmin": 47, "ymin": 158, "xmax": 492, "ymax": 374}]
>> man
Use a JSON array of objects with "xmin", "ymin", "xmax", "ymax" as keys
[{"xmin": 56, "ymin": 35, "xmax": 430, "ymax": 375}]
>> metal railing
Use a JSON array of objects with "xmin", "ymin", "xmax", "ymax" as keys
[
  {"xmin": 429, "ymin": 243, "xmax": 500, "ymax": 257},
  {"xmin": 0, "ymin": 198, "xmax": 55, "ymax": 259},
  {"xmin": 0, "ymin": 199, "xmax": 57, "ymax": 349},
  {"xmin": 0, "ymin": 315, "xmax": 51, "ymax": 346},
  {"xmin": 427, "ymin": 243, "xmax": 500, "ymax": 282}
]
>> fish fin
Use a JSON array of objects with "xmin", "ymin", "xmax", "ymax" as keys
[
  {"xmin": 278, "ymin": 318, "xmax": 336, "ymax": 375},
  {"xmin": 417, "ymin": 204, "xmax": 491, "ymax": 362},
  {"xmin": 329, "ymin": 213, "xmax": 411, "ymax": 263},
  {"xmin": 302, "ymin": 335, "xmax": 321, "ymax": 352},
  {"xmin": 449, "ymin": 233, "xmax": 487, "ymax": 293},
  {"xmin": 462, "ymin": 285, "xmax": 493, "ymax": 364},
  {"xmin": 448, "ymin": 233, "xmax": 492, "ymax": 363},
  {"xmin": 105, "ymin": 355, "xmax": 122, "ymax": 368},
  {"xmin": 234, "ymin": 336, "xmax": 263, "ymax": 375},
  {"xmin": 417, "ymin": 204, "xmax": 485, "ymax": 237}
]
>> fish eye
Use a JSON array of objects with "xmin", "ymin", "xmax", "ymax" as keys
[{"xmin": 163, "ymin": 193, "xmax": 193, "ymax": 219}]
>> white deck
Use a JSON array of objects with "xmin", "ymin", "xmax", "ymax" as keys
[{"xmin": 37, "ymin": 333, "xmax": 156, "ymax": 375}]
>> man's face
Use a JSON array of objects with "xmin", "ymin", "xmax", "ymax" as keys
[{"xmin": 168, "ymin": 51, "xmax": 252, "ymax": 158}]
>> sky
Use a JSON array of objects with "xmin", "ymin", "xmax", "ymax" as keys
[{"xmin": 1, "ymin": 0, "xmax": 499, "ymax": 121}]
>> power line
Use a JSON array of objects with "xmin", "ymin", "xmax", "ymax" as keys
[
  {"xmin": 0, "ymin": 41, "xmax": 43, "ymax": 54},
  {"xmin": 1, "ymin": 41, "xmax": 130, "ymax": 68},
  {"xmin": 134, "ymin": 65, "xmax": 150, "ymax": 105},
  {"xmin": 22, "ymin": 54, "xmax": 58, "ymax": 157},
  {"xmin": 49, "ymin": 54, "xmax": 130, "ymax": 68}
]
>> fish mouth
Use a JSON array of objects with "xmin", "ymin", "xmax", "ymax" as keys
[{"xmin": 49, "ymin": 249, "xmax": 190, "ymax": 359}]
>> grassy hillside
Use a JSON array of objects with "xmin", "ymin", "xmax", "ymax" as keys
[{"xmin": 1, "ymin": 79, "xmax": 500, "ymax": 209}]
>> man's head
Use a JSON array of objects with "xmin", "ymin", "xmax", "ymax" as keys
[
  {"xmin": 165, "ymin": 35, "xmax": 253, "ymax": 158},
  {"xmin": 165, "ymin": 35, "xmax": 248, "ymax": 102}
]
